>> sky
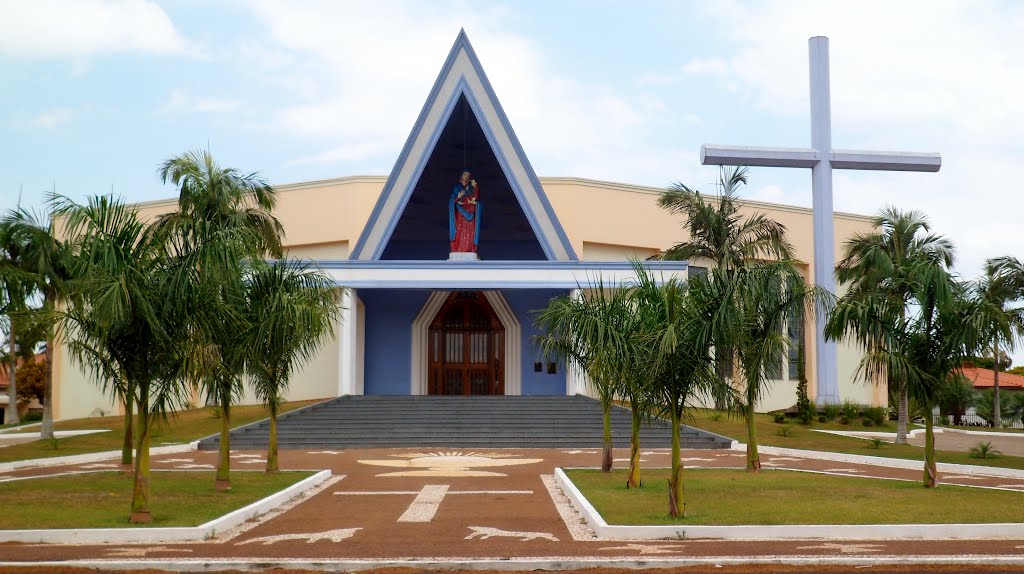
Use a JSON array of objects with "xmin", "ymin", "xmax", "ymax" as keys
[{"xmin": 1, "ymin": 0, "xmax": 1022, "ymax": 361}]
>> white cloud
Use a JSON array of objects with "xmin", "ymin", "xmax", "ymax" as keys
[
  {"xmin": 31, "ymin": 108, "xmax": 73, "ymax": 129},
  {"xmin": 286, "ymin": 143, "xmax": 393, "ymax": 166},
  {"xmin": 160, "ymin": 89, "xmax": 240, "ymax": 114},
  {"xmin": 0, "ymin": 0, "xmax": 191, "ymax": 58},
  {"xmin": 682, "ymin": 57, "xmax": 729, "ymax": 76},
  {"xmin": 243, "ymin": 0, "xmax": 688, "ymax": 185}
]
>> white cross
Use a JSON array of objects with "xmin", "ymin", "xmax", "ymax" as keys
[
  {"xmin": 334, "ymin": 484, "xmax": 532, "ymax": 523},
  {"xmin": 701, "ymin": 36, "xmax": 940, "ymax": 404}
]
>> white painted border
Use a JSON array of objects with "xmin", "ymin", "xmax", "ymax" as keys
[
  {"xmin": 338, "ymin": 289, "xmax": 365, "ymax": 396},
  {"xmin": 735, "ymin": 444, "xmax": 1024, "ymax": 480},
  {"xmin": 15, "ymin": 556, "xmax": 1024, "ymax": 572},
  {"xmin": 0, "ymin": 470, "xmax": 331, "ymax": 544},
  {"xmin": 410, "ymin": 290, "xmax": 521, "ymax": 396},
  {"xmin": 554, "ymin": 467, "xmax": 1024, "ymax": 540},
  {"xmin": 0, "ymin": 441, "xmax": 199, "ymax": 473}
]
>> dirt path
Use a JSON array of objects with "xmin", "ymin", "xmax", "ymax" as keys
[{"xmin": 0, "ymin": 447, "xmax": 1021, "ymax": 569}]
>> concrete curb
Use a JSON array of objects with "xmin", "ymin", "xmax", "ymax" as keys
[
  {"xmin": 554, "ymin": 467, "xmax": 1024, "ymax": 540},
  {"xmin": 0, "ymin": 469, "xmax": 331, "ymax": 544},
  {"xmin": 732, "ymin": 443, "xmax": 1024, "ymax": 479},
  {"xmin": 6, "ymin": 556, "xmax": 1024, "ymax": 571},
  {"xmin": 0, "ymin": 441, "xmax": 199, "ymax": 473},
  {"xmin": 943, "ymin": 427, "xmax": 1024, "ymax": 437}
]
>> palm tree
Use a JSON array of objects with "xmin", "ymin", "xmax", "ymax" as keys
[
  {"xmin": 240, "ymin": 259, "xmax": 339, "ymax": 472},
  {"xmin": 154, "ymin": 149, "xmax": 283, "ymax": 491},
  {"xmin": 56, "ymin": 195, "xmax": 192, "ymax": 522},
  {"xmin": 835, "ymin": 207, "xmax": 954, "ymax": 444},
  {"xmin": 631, "ymin": 265, "xmax": 718, "ymax": 516},
  {"xmin": 828, "ymin": 260, "xmax": 984, "ymax": 487},
  {"xmin": 7, "ymin": 207, "xmax": 73, "ymax": 440},
  {"xmin": 979, "ymin": 256, "xmax": 1024, "ymax": 427},
  {"xmin": 534, "ymin": 281, "xmax": 634, "ymax": 473},
  {"xmin": 938, "ymin": 372, "xmax": 976, "ymax": 426},
  {"xmin": 0, "ymin": 217, "xmax": 34, "ymax": 425},
  {"xmin": 658, "ymin": 166, "xmax": 793, "ymax": 410},
  {"xmin": 729, "ymin": 262, "xmax": 822, "ymax": 472}
]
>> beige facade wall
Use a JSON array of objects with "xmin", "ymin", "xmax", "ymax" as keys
[{"xmin": 52, "ymin": 174, "xmax": 881, "ymax": 421}]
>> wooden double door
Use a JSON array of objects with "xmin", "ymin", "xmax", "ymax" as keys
[{"xmin": 428, "ymin": 291, "xmax": 505, "ymax": 395}]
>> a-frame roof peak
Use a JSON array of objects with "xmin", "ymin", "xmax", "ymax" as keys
[{"xmin": 350, "ymin": 30, "xmax": 577, "ymax": 261}]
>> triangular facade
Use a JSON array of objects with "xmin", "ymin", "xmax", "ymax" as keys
[{"xmin": 349, "ymin": 30, "xmax": 577, "ymax": 261}]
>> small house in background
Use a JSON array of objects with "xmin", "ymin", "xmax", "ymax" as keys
[
  {"xmin": 960, "ymin": 367, "xmax": 1024, "ymax": 393},
  {"xmin": 0, "ymin": 352, "xmax": 46, "ymax": 422}
]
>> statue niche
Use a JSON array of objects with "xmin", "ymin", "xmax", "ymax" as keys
[{"xmin": 449, "ymin": 170, "xmax": 480, "ymax": 259}]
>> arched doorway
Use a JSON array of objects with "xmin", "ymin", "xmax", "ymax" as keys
[{"xmin": 428, "ymin": 291, "xmax": 505, "ymax": 395}]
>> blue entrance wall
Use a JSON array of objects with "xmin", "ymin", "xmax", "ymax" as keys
[
  {"xmin": 504, "ymin": 289, "xmax": 567, "ymax": 395},
  {"xmin": 360, "ymin": 288, "xmax": 567, "ymax": 395}
]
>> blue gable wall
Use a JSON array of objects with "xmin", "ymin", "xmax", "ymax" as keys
[
  {"xmin": 360, "ymin": 288, "xmax": 567, "ymax": 395},
  {"xmin": 503, "ymin": 289, "xmax": 567, "ymax": 395},
  {"xmin": 380, "ymin": 95, "xmax": 547, "ymax": 261},
  {"xmin": 361, "ymin": 289, "xmax": 430, "ymax": 395}
]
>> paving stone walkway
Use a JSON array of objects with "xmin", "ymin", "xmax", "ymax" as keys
[{"xmin": 1, "ymin": 446, "xmax": 1023, "ymax": 568}]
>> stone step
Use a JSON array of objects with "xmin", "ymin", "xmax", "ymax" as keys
[{"xmin": 197, "ymin": 395, "xmax": 733, "ymax": 451}]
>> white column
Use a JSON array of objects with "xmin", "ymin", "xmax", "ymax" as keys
[
  {"xmin": 565, "ymin": 289, "xmax": 586, "ymax": 396},
  {"xmin": 809, "ymin": 36, "xmax": 840, "ymax": 405},
  {"xmin": 338, "ymin": 288, "xmax": 361, "ymax": 396}
]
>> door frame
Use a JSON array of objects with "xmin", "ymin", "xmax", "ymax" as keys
[{"xmin": 411, "ymin": 290, "xmax": 521, "ymax": 395}]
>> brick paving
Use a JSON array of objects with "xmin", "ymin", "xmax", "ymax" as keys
[{"xmin": 0, "ymin": 446, "xmax": 1022, "ymax": 571}]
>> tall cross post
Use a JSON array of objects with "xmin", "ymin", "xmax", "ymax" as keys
[{"xmin": 700, "ymin": 36, "xmax": 941, "ymax": 404}]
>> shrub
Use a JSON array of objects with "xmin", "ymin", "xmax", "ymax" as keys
[
  {"xmin": 773, "ymin": 413, "xmax": 787, "ymax": 424},
  {"xmin": 817, "ymin": 415, "xmax": 826, "ymax": 423},
  {"xmin": 839, "ymin": 416, "xmax": 850, "ymax": 425},
  {"xmin": 865, "ymin": 438, "xmax": 884, "ymax": 449},
  {"xmin": 864, "ymin": 406, "xmax": 887, "ymax": 426},
  {"xmin": 840, "ymin": 400, "xmax": 860, "ymax": 419},
  {"xmin": 970, "ymin": 441, "xmax": 1001, "ymax": 459},
  {"xmin": 974, "ymin": 389, "xmax": 1014, "ymax": 427},
  {"xmin": 708, "ymin": 411, "xmax": 726, "ymax": 422},
  {"xmin": 798, "ymin": 409, "xmax": 813, "ymax": 425},
  {"xmin": 823, "ymin": 403, "xmax": 841, "ymax": 421},
  {"xmin": 939, "ymin": 415, "xmax": 950, "ymax": 426},
  {"xmin": 22, "ymin": 411, "xmax": 42, "ymax": 423},
  {"xmin": 776, "ymin": 424, "xmax": 794, "ymax": 437},
  {"xmin": 862, "ymin": 419, "xmax": 874, "ymax": 427}
]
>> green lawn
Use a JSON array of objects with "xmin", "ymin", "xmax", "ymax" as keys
[
  {"xmin": 0, "ymin": 399, "xmax": 325, "ymax": 463},
  {"xmin": 0, "ymin": 470, "xmax": 314, "ymax": 529},
  {"xmin": 685, "ymin": 409, "xmax": 1024, "ymax": 470},
  {"xmin": 565, "ymin": 467, "xmax": 1024, "ymax": 526}
]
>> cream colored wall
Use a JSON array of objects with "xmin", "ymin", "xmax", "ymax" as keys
[
  {"xmin": 543, "ymin": 177, "xmax": 881, "ymax": 411},
  {"xmin": 53, "ymin": 342, "xmax": 118, "ymax": 420},
  {"xmin": 52, "ymin": 174, "xmax": 882, "ymax": 420}
]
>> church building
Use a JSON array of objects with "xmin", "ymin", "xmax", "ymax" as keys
[{"xmin": 50, "ymin": 32, "xmax": 885, "ymax": 421}]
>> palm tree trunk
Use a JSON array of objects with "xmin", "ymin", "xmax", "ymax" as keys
[
  {"xmin": 40, "ymin": 334, "xmax": 54, "ymax": 440},
  {"xmin": 895, "ymin": 380, "xmax": 908, "ymax": 444},
  {"xmin": 216, "ymin": 397, "xmax": 231, "ymax": 491},
  {"xmin": 667, "ymin": 407, "xmax": 684, "ymax": 517},
  {"xmin": 121, "ymin": 393, "xmax": 133, "ymax": 467},
  {"xmin": 993, "ymin": 341, "xmax": 1002, "ymax": 428},
  {"xmin": 745, "ymin": 401, "xmax": 760, "ymax": 472},
  {"xmin": 5, "ymin": 325, "xmax": 18, "ymax": 425},
  {"xmin": 626, "ymin": 406, "xmax": 641, "ymax": 489},
  {"xmin": 601, "ymin": 395, "xmax": 612, "ymax": 473},
  {"xmin": 129, "ymin": 384, "xmax": 152, "ymax": 523},
  {"xmin": 266, "ymin": 407, "xmax": 279, "ymax": 473},
  {"xmin": 923, "ymin": 409, "xmax": 937, "ymax": 488}
]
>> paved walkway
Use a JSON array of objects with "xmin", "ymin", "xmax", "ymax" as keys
[
  {"xmin": 0, "ymin": 447, "xmax": 1023, "ymax": 568},
  {"xmin": 907, "ymin": 430, "xmax": 1024, "ymax": 457}
]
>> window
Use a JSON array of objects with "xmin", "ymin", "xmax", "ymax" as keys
[
  {"xmin": 787, "ymin": 310, "xmax": 804, "ymax": 381},
  {"xmin": 688, "ymin": 266, "xmax": 708, "ymax": 280}
]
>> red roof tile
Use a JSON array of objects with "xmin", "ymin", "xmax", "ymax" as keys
[{"xmin": 960, "ymin": 367, "xmax": 1024, "ymax": 390}]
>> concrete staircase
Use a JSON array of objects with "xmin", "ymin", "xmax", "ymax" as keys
[{"xmin": 197, "ymin": 395, "xmax": 734, "ymax": 451}]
